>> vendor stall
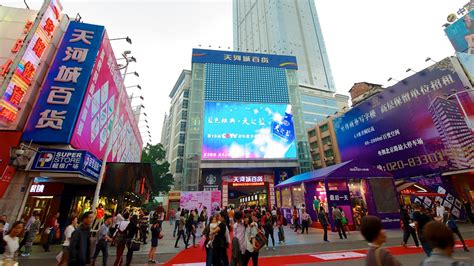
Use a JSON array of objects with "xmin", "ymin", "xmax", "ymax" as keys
[{"xmin": 275, "ymin": 160, "xmax": 400, "ymax": 230}]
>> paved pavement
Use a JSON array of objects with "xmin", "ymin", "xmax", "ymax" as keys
[{"xmin": 17, "ymin": 221, "xmax": 474, "ymax": 265}]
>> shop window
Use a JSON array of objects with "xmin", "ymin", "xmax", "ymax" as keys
[
  {"xmin": 281, "ymin": 188, "xmax": 292, "ymax": 208},
  {"xmin": 292, "ymin": 186, "xmax": 305, "ymax": 208},
  {"xmin": 369, "ymin": 178, "xmax": 400, "ymax": 214}
]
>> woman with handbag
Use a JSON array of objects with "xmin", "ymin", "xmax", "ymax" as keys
[
  {"xmin": 113, "ymin": 212, "xmax": 130, "ymax": 266},
  {"xmin": 125, "ymin": 215, "xmax": 139, "ymax": 266},
  {"xmin": 242, "ymin": 215, "xmax": 259, "ymax": 266}
]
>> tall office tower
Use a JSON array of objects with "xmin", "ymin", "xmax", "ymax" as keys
[
  {"xmin": 429, "ymin": 96, "xmax": 474, "ymax": 169},
  {"xmin": 233, "ymin": 0, "xmax": 348, "ymax": 128},
  {"xmin": 162, "ymin": 70, "xmax": 192, "ymax": 190},
  {"xmin": 233, "ymin": 0, "xmax": 335, "ymax": 91}
]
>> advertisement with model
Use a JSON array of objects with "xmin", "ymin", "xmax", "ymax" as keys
[
  {"xmin": 445, "ymin": 10, "xmax": 474, "ymax": 54},
  {"xmin": 202, "ymin": 101, "xmax": 297, "ymax": 160},
  {"xmin": 334, "ymin": 57, "xmax": 474, "ymax": 178}
]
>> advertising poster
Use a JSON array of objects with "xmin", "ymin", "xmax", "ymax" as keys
[
  {"xmin": 22, "ymin": 21, "xmax": 104, "ymax": 143},
  {"xmin": 445, "ymin": 10, "xmax": 474, "ymax": 54},
  {"xmin": 202, "ymin": 102, "xmax": 297, "ymax": 159},
  {"xmin": 334, "ymin": 58, "xmax": 474, "ymax": 178},
  {"xmin": 457, "ymin": 52, "xmax": 474, "ymax": 81},
  {"xmin": 71, "ymin": 32, "xmax": 142, "ymax": 163},
  {"xmin": 180, "ymin": 191, "xmax": 221, "ymax": 215}
]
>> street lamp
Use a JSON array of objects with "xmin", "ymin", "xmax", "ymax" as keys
[
  {"xmin": 387, "ymin": 77, "xmax": 400, "ymax": 82},
  {"xmin": 117, "ymin": 56, "xmax": 136, "ymax": 63},
  {"xmin": 126, "ymin": 85, "xmax": 141, "ymax": 90},
  {"xmin": 110, "ymin": 36, "xmax": 132, "ymax": 44},
  {"xmin": 405, "ymin": 68, "xmax": 417, "ymax": 74},
  {"xmin": 425, "ymin": 57, "xmax": 438, "ymax": 63},
  {"xmin": 125, "ymin": 71, "xmax": 139, "ymax": 77},
  {"xmin": 129, "ymin": 95, "xmax": 144, "ymax": 101}
]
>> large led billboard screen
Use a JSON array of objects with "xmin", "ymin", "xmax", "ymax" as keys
[
  {"xmin": 202, "ymin": 102, "xmax": 297, "ymax": 160},
  {"xmin": 445, "ymin": 10, "xmax": 474, "ymax": 54},
  {"xmin": 334, "ymin": 58, "xmax": 474, "ymax": 178}
]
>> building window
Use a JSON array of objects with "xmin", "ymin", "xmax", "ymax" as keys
[
  {"xmin": 176, "ymin": 159, "xmax": 183, "ymax": 173},
  {"xmin": 308, "ymin": 130, "xmax": 316, "ymax": 138},
  {"xmin": 179, "ymin": 133, "xmax": 186, "ymax": 144},
  {"xmin": 178, "ymin": 146, "xmax": 184, "ymax": 157},
  {"xmin": 182, "ymin": 99, "xmax": 188, "ymax": 108},
  {"xmin": 324, "ymin": 149, "xmax": 334, "ymax": 158},
  {"xmin": 183, "ymin": 90, "xmax": 189, "ymax": 98},
  {"xmin": 180, "ymin": 121, "xmax": 186, "ymax": 131},
  {"xmin": 181, "ymin": 111, "xmax": 188, "ymax": 120},
  {"xmin": 312, "ymin": 153, "xmax": 320, "ymax": 161},
  {"xmin": 322, "ymin": 136, "xmax": 331, "ymax": 144},
  {"xmin": 310, "ymin": 142, "xmax": 318, "ymax": 150},
  {"xmin": 319, "ymin": 124, "xmax": 329, "ymax": 132}
]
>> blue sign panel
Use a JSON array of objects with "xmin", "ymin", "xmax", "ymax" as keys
[
  {"xmin": 192, "ymin": 49, "xmax": 298, "ymax": 70},
  {"xmin": 22, "ymin": 21, "xmax": 105, "ymax": 144},
  {"xmin": 31, "ymin": 148, "xmax": 102, "ymax": 181}
]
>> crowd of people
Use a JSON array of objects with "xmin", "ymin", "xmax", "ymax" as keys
[
  {"xmin": 0, "ymin": 205, "xmax": 164, "ymax": 266},
  {"xmin": 0, "ymin": 199, "xmax": 471, "ymax": 265}
]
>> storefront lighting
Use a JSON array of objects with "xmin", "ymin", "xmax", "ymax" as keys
[{"xmin": 414, "ymin": 185, "xmax": 427, "ymax": 192}]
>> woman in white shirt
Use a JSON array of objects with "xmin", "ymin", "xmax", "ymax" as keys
[
  {"xmin": 243, "ymin": 215, "xmax": 259, "ymax": 266},
  {"xmin": 57, "ymin": 216, "xmax": 78, "ymax": 266},
  {"xmin": 2, "ymin": 221, "xmax": 24, "ymax": 263}
]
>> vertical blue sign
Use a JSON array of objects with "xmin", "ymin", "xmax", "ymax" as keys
[{"xmin": 22, "ymin": 21, "xmax": 105, "ymax": 143}]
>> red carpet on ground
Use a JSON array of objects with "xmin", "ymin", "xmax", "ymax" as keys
[{"xmin": 164, "ymin": 239, "xmax": 474, "ymax": 266}]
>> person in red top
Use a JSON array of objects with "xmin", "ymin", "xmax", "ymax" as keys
[
  {"xmin": 292, "ymin": 206, "xmax": 300, "ymax": 233},
  {"xmin": 92, "ymin": 204, "xmax": 105, "ymax": 230},
  {"xmin": 42, "ymin": 212, "xmax": 59, "ymax": 252}
]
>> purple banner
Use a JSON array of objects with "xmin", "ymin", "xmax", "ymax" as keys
[{"xmin": 334, "ymin": 58, "xmax": 474, "ymax": 178}]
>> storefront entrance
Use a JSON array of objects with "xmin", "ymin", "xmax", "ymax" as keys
[
  {"xmin": 222, "ymin": 174, "xmax": 275, "ymax": 208},
  {"xmin": 229, "ymin": 183, "xmax": 268, "ymax": 208}
]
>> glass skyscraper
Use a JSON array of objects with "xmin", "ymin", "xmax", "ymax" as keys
[
  {"xmin": 233, "ymin": 0, "xmax": 349, "ymax": 128},
  {"xmin": 233, "ymin": 0, "xmax": 335, "ymax": 91}
]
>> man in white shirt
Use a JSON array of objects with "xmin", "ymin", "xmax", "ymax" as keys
[
  {"xmin": 0, "ymin": 215, "xmax": 9, "ymax": 235},
  {"xmin": 173, "ymin": 208, "xmax": 181, "ymax": 237},
  {"xmin": 435, "ymin": 201, "xmax": 445, "ymax": 222}
]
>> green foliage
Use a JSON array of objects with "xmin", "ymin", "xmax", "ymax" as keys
[{"xmin": 141, "ymin": 143, "xmax": 174, "ymax": 194}]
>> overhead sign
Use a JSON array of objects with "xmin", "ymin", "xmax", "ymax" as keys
[
  {"xmin": 71, "ymin": 32, "xmax": 142, "ymax": 162},
  {"xmin": 0, "ymin": 0, "xmax": 62, "ymax": 125},
  {"xmin": 334, "ymin": 58, "xmax": 474, "ymax": 178},
  {"xmin": 232, "ymin": 175, "xmax": 265, "ymax": 187},
  {"xmin": 22, "ymin": 21, "xmax": 105, "ymax": 143},
  {"xmin": 30, "ymin": 148, "xmax": 102, "ymax": 181},
  {"xmin": 192, "ymin": 49, "xmax": 298, "ymax": 70}
]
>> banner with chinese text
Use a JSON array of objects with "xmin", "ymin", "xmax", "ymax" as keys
[
  {"xmin": 334, "ymin": 58, "xmax": 474, "ymax": 178},
  {"xmin": 22, "ymin": 21, "xmax": 105, "ymax": 143}
]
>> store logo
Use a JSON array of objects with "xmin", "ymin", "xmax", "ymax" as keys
[
  {"xmin": 279, "ymin": 171, "xmax": 288, "ymax": 182},
  {"xmin": 206, "ymin": 174, "xmax": 217, "ymax": 185},
  {"xmin": 36, "ymin": 152, "xmax": 55, "ymax": 168}
]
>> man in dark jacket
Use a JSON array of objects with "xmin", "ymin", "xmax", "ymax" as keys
[{"xmin": 69, "ymin": 211, "xmax": 94, "ymax": 266}]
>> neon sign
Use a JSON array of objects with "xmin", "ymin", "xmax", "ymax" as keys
[{"xmin": 0, "ymin": 0, "xmax": 62, "ymax": 123}]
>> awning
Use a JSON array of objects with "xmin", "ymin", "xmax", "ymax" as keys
[{"xmin": 275, "ymin": 160, "xmax": 392, "ymax": 188}]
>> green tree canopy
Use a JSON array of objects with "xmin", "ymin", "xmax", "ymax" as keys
[{"xmin": 141, "ymin": 143, "xmax": 174, "ymax": 194}]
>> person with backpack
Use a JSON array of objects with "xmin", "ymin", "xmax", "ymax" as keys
[
  {"xmin": 276, "ymin": 209, "xmax": 285, "ymax": 244},
  {"xmin": 243, "ymin": 214, "xmax": 259, "ymax": 266},
  {"xmin": 443, "ymin": 207, "xmax": 469, "ymax": 252}
]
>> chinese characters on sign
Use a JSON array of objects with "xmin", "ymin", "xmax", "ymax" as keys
[
  {"xmin": 231, "ymin": 176, "xmax": 265, "ymax": 187},
  {"xmin": 30, "ymin": 184, "xmax": 45, "ymax": 193},
  {"xmin": 0, "ymin": 0, "xmax": 62, "ymax": 125},
  {"xmin": 223, "ymin": 54, "xmax": 270, "ymax": 64},
  {"xmin": 334, "ymin": 58, "xmax": 472, "ymax": 178},
  {"xmin": 30, "ymin": 148, "xmax": 102, "ymax": 181},
  {"xmin": 22, "ymin": 22, "xmax": 105, "ymax": 144}
]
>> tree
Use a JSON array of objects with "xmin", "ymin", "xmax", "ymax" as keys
[{"xmin": 141, "ymin": 143, "xmax": 174, "ymax": 195}]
